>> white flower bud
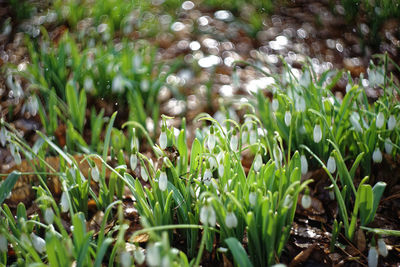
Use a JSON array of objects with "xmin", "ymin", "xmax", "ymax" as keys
[
  {"xmin": 249, "ymin": 192, "xmax": 256, "ymax": 206},
  {"xmin": 208, "ymin": 157, "xmax": 217, "ymax": 169},
  {"xmin": 273, "ymin": 146, "xmax": 282, "ymax": 167},
  {"xmin": 44, "ymin": 208, "xmax": 55, "ymax": 225},
  {"xmin": 377, "ymin": 238, "xmax": 388, "ymax": 257},
  {"xmin": 31, "ymin": 233, "xmax": 46, "ymax": 254},
  {"xmin": 225, "ymin": 212, "xmax": 238, "ymax": 228},
  {"xmin": 134, "ymin": 249, "xmax": 145, "ymax": 265},
  {"xmin": 159, "ymin": 171, "xmax": 168, "ymax": 191},
  {"xmin": 0, "ymin": 235, "xmax": 7, "ymax": 253},
  {"xmin": 284, "ymin": 111, "xmax": 292, "ymax": 126},
  {"xmin": 141, "ymin": 166, "xmax": 149, "ymax": 182},
  {"xmin": 218, "ymin": 165, "xmax": 224, "ymax": 177},
  {"xmin": 384, "ymin": 138, "xmax": 393, "ymax": 154},
  {"xmin": 120, "ymin": 251, "xmax": 131, "ymax": 267},
  {"xmin": 91, "ymin": 166, "xmax": 100, "ymax": 182},
  {"xmin": 60, "ymin": 192, "xmax": 69, "ymax": 213},
  {"xmin": 300, "ymin": 155, "xmax": 308, "ymax": 175},
  {"xmin": 0, "ymin": 127, "xmax": 7, "ymax": 147},
  {"xmin": 327, "ymin": 156, "xmax": 336, "ymax": 173},
  {"xmin": 329, "ymin": 190, "xmax": 335, "ymax": 200},
  {"xmin": 350, "ymin": 112, "xmax": 363, "ymax": 133},
  {"xmin": 388, "ymin": 115, "xmax": 396, "ymax": 131},
  {"xmin": 296, "ymin": 97, "xmax": 306, "ymax": 112},
  {"xmin": 301, "ymin": 194, "xmax": 312, "ymax": 209},
  {"xmin": 146, "ymin": 243, "xmax": 161, "ymax": 267},
  {"xmin": 313, "ymin": 124, "xmax": 322, "ymax": 143},
  {"xmin": 283, "ymin": 195, "xmax": 293, "ymax": 208},
  {"xmin": 230, "ymin": 135, "xmax": 238, "ymax": 151},
  {"xmin": 200, "ymin": 205, "xmax": 216, "ymax": 227},
  {"xmin": 249, "ymin": 130, "xmax": 257, "ymax": 145},
  {"xmin": 372, "ymin": 148, "xmax": 382, "ymax": 163},
  {"xmin": 130, "ymin": 154, "xmax": 138, "ymax": 170},
  {"xmin": 203, "ymin": 169, "xmax": 212, "ymax": 185},
  {"xmin": 272, "ymin": 99, "xmax": 279, "ymax": 111},
  {"xmin": 376, "ymin": 112, "xmax": 384, "ymax": 129},
  {"xmin": 368, "ymin": 247, "xmax": 378, "ymax": 267},
  {"xmin": 208, "ymin": 134, "xmax": 216, "ymax": 150},
  {"xmin": 159, "ymin": 131, "xmax": 167, "ymax": 150},
  {"xmin": 254, "ymin": 154, "xmax": 262, "ymax": 172}
]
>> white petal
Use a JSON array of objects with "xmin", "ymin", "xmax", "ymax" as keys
[
  {"xmin": 384, "ymin": 138, "xmax": 393, "ymax": 154},
  {"xmin": 313, "ymin": 124, "xmax": 322, "ymax": 143},
  {"xmin": 388, "ymin": 115, "xmax": 396, "ymax": 131},
  {"xmin": 120, "ymin": 251, "xmax": 131, "ymax": 267},
  {"xmin": 372, "ymin": 149, "xmax": 382, "ymax": 163},
  {"xmin": 249, "ymin": 130, "xmax": 257, "ymax": 145},
  {"xmin": 272, "ymin": 99, "xmax": 279, "ymax": 111},
  {"xmin": 376, "ymin": 112, "xmax": 384, "ymax": 129},
  {"xmin": 159, "ymin": 131, "xmax": 167, "ymax": 150},
  {"xmin": 368, "ymin": 247, "xmax": 378, "ymax": 267},
  {"xmin": 134, "ymin": 249, "xmax": 145, "ymax": 265},
  {"xmin": 141, "ymin": 166, "xmax": 149, "ymax": 182},
  {"xmin": 207, "ymin": 134, "xmax": 216, "ymax": 150},
  {"xmin": 377, "ymin": 239, "xmax": 388, "ymax": 257},
  {"xmin": 159, "ymin": 172, "xmax": 168, "ymax": 191},
  {"xmin": 60, "ymin": 192, "xmax": 69, "ymax": 213},
  {"xmin": 146, "ymin": 243, "xmax": 161, "ymax": 267},
  {"xmin": 204, "ymin": 169, "xmax": 212, "ymax": 182},
  {"xmin": 130, "ymin": 154, "xmax": 138, "ymax": 170},
  {"xmin": 301, "ymin": 195, "xmax": 312, "ymax": 209},
  {"xmin": 230, "ymin": 135, "xmax": 238, "ymax": 151},
  {"xmin": 284, "ymin": 111, "xmax": 292, "ymax": 126},
  {"xmin": 31, "ymin": 233, "xmax": 46, "ymax": 254},
  {"xmin": 44, "ymin": 208, "xmax": 55, "ymax": 225},
  {"xmin": 300, "ymin": 155, "xmax": 308, "ymax": 175},
  {"xmin": 254, "ymin": 154, "xmax": 262, "ymax": 172},
  {"xmin": 208, "ymin": 206, "xmax": 216, "ymax": 227},
  {"xmin": 249, "ymin": 192, "xmax": 256, "ymax": 206},
  {"xmin": 218, "ymin": 165, "xmax": 224, "ymax": 177},
  {"xmin": 327, "ymin": 156, "xmax": 336, "ymax": 173},
  {"xmin": 225, "ymin": 212, "xmax": 238, "ymax": 228},
  {"xmin": 91, "ymin": 166, "xmax": 100, "ymax": 182}
]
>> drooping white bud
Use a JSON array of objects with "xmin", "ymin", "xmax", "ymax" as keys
[
  {"xmin": 0, "ymin": 127, "xmax": 7, "ymax": 147},
  {"xmin": 146, "ymin": 243, "xmax": 161, "ymax": 267},
  {"xmin": 283, "ymin": 195, "xmax": 293, "ymax": 208},
  {"xmin": 327, "ymin": 156, "xmax": 336, "ymax": 173},
  {"xmin": 372, "ymin": 148, "xmax": 382, "ymax": 163},
  {"xmin": 230, "ymin": 135, "xmax": 238, "ymax": 151},
  {"xmin": 368, "ymin": 247, "xmax": 378, "ymax": 267},
  {"xmin": 0, "ymin": 235, "xmax": 7, "ymax": 253},
  {"xmin": 134, "ymin": 249, "xmax": 145, "ymax": 265},
  {"xmin": 249, "ymin": 192, "xmax": 257, "ymax": 206},
  {"xmin": 301, "ymin": 194, "xmax": 312, "ymax": 209},
  {"xmin": 159, "ymin": 171, "xmax": 168, "ymax": 191},
  {"xmin": 272, "ymin": 99, "xmax": 279, "ymax": 111},
  {"xmin": 376, "ymin": 112, "xmax": 385, "ymax": 129},
  {"xmin": 300, "ymin": 155, "xmax": 308, "ymax": 175},
  {"xmin": 313, "ymin": 124, "xmax": 322, "ymax": 143},
  {"xmin": 284, "ymin": 111, "xmax": 292, "ymax": 126},
  {"xmin": 225, "ymin": 212, "xmax": 238, "ymax": 228},
  {"xmin": 130, "ymin": 154, "xmax": 138, "ymax": 170},
  {"xmin": 31, "ymin": 233, "xmax": 46, "ymax": 254},
  {"xmin": 120, "ymin": 251, "xmax": 131, "ymax": 267},
  {"xmin": 249, "ymin": 130, "xmax": 257, "ymax": 145},
  {"xmin": 388, "ymin": 115, "xmax": 396, "ymax": 131},
  {"xmin": 273, "ymin": 146, "xmax": 283, "ymax": 167},
  {"xmin": 159, "ymin": 131, "xmax": 167, "ymax": 150},
  {"xmin": 44, "ymin": 208, "xmax": 55, "ymax": 225},
  {"xmin": 60, "ymin": 192, "xmax": 69, "ymax": 213},
  {"xmin": 141, "ymin": 166, "xmax": 149, "ymax": 182},
  {"xmin": 377, "ymin": 239, "xmax": 388, "ymax": 257},
  {"xmin": 91, "ymin": 166, "xmax": 100, "ymax": 182},
  {"xmin": 350, "ymin": 112, "xmax": 363, "ymax": 133},
  {"xmin": 208, "ymin": 157, "xmax": 217, "ymax": 169},
  {"xmin": 208, "ymin": 134, "xmax": 216, "ymax": 150},
  {"xmin": 218, "ymin": 165, "xmax": 224, "ymax": 177},
  {"xmin": 203, "ymin": 169, "xmax": 212, "ymax": 183},
  {"xmin": 254, "ymin": 154, "xmax": 262, "ymax": 172},
  {"xmin": 200, "ymin": 205, "xmax": 216, "ymax": 227},
  {"xmin": 384, "ymin": 138, "xmax": 393, "ymax": 154}
]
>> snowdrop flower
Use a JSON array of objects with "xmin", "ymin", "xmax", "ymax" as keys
[
  {"xmin": 141, "ymin": 166, "xmax": 149, "ymax": 182},
  {"xmin": 350, "ymin": 112, "xmax": 363, "ymax": 132},
  {"xmin": 301, "ymin": 194, "xmax": 312, "ymax": 209},
  {"xmin": 31, "ymin": 233, "xmax": 46, "ymax": 254},
  {"xmin": 0, "ymin": 127, "xmax": 7, "ymax": 146},
  {"xmin": 159, "ymin": 171, "xmax": 168, "ymax": 191},
  {"xmin": 249, "ymin": 192, "xmax": 257, "ymax": 206},
  {"xmin": 254, "ymin": 154, "xmax": 262, "ymax": 172},
  {"xmin": 218, "ymin": 164, "xmax": 224, "ymax": 177},
  {"xmin": 377, "ymin": 238, "xmax": 388, "ymax": 257},
  {"xmin": 200, "ymin": 204, "xmax": 216, "ymax": 227},
  {"xmin": 283, "ymin": 195, "xmax": 293, "ymax": 208},
  {"xmin": 208, "ymin": 127, "xmax": 216, "ymax": 150},
  {"xmin": 327, "ymin": 156, "xmax": 336, "ymax": 173},
  {"xmin": 146, "ymin": 243, "xmax": 161, "ymax": 267},
  {"xmin": 273, "ymin": 146, "xmax": 283, "ymax": 167},
  {"xmin": 120, "ymin": 251, "xmax": 131, "ymax": 267},
  {"xmin": 300, "ymin": 155, "xmax": 308, "ymax": 175},
  {"xmin": 134, "ymin": 249, "xmax": 145, "ymax": 265},
  {"xmin": 376, "ymin": 112, "xmax": 385, "ymax": 129},
  {"xmin": 112, "ymin": 75, "xmax": 125, "ymax": 93},
  {"xmin": 203, "ymin": 168, "xmax": 212, "ymax": 185},
  {"xmin": 372, "ymin": 148, "xmax": 382, "ymax": 163},
  {"xmin": 44, "ymin": 208, "xmax": 55, "ymax": 225},
  {"xmin": 329, "ymin": 190, "xmax": 335, "ymax": 200},
  {"xmin": 0, "ymin": 235, "xmax": 7, "ymax": 253},
  {"xmin": 60, "ymin": 191, "xmax": 69, "ymax": 213},
  {"xmin": 249, "ymin": 128, "xmax": 257, "ymax": 145},
  {"xmin": 208, "ymin": 157, "xmax": 217, "ymax": 169},
  {"xmin": 272, "ymin": 99, "xmax": 279, "ymax": 111},
  {"xmin": 230, "ymin": 130, "xmax": 238, "ymax": 151},
  {"xmin": 313, "ymin": 124, "xmax": 322, "ymax": 143},
  {"xmin": 91, "ymin": 166, "xmax": 100, "ymax": 182},
  {"xmin": 384, "ymin": 138, "xmax": 393, "ymax": 154},
  {"xmin": 284, "ymin": 111, "xmax": 292, "ymax": 126},
  {"xmin": 388, "ymin": 115, "xmax": 396, "ymax": 131},
  {"xmin": 368, "ymin": 246, "xmax": 378, "ymax": 267},
  {"xmin": 130, "ymin": 154, "xmax": 138, "ymax": 170},
  {"xmin": 159, "ymin": 130, "xmax": 167, "ymax": 150},
  {"xmin": 225, "ymin": 212, "xmax": 238, "ymax": 228},
  {"xmin": 296, "ymin": 97, "xmax": 306, "ymax": 112}
]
